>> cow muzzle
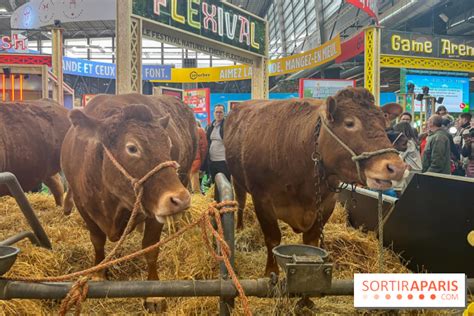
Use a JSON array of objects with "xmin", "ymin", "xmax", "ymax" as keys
[
  {"xmin": 154, "ymin": 188, "xmax": 191, "ymax": 223},
  {"xmin": 364, "ymin": 156, "xmax": 406, "ymax": 190}
]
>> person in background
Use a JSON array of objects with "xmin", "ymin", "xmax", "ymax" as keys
[
  {"xmin": 435, "ymin": 105, "xmax": 455, "ymax": 123},
  {"xmin": 453, "ymin": 113, "xmax": 472, "ymax": 151},
  {"xmin": 393, "ymin": 122, "xmax": 422, "ymax": 172},
  {"xmin": 461, "ymin": 128, "xmax": 474, "ymax": 177},
  {"xmin": 441, "ymin": 118, "xmax": 462, "ymax": 175},
  {"xmin": 398, "ymin": 112, "xmax": 419, "ymax": 141},
  {"xmin": 190, "ymin": 121, "xmax": 208, "ymax": 194},
  {"xmin": 422, "ymin": 115, "xmax": 451, "ymax": 174},
  {"xmin": 205, "ymin": 104, "xmax": 231, "ymax": 191}
]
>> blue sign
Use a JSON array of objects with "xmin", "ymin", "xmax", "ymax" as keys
[
  {"xmin": 63, "ymin": 57, "xmax": 116, "ymax": 79},
  {"xmin": 142, "ymin": 64, "xmax": 171, "ymax": 80},
  {"xmin": 62, "ymin": 57, "xmax": 171, "ymax": 80}
]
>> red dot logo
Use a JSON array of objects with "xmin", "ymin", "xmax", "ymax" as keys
[
  {"xmin": 408, "ymin": 294, "xmax": 413, "ymax": 300},
  {"xmin": 430, "ymin": 294, "xmax": 436, "ymax": 300},
  {"xmin": 419, "ymin": 294, "xmax": 425, "ymax": 300},
  {"xmin": 397, "ymin": 294, "xmax": 402, "ymax": 300},
  {"xmin": 385, "ymin": 294, "xmax": 391, "ymax": 300}
]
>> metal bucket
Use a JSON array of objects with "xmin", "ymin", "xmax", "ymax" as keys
[
  {"xmin": 272, "ymin": 244, "xmax": 329, "ymax": 272},
  {"xmin": 0, "ymin": 246, "xmax": 20, "ymax": 276}
]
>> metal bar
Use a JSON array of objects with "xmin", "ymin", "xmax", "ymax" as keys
[
  {"xmin": 0, "ymin": 231, "xmax": 40, "ymax": 247},
  {"xmin": 0, "ymin": 172, "xmax": 52, "ymax": 249},
  {"xmin": 339, "ymin": 183, "xmax": 398, "ymax": 204},
  {"xmin": 1, "ymin": 278, "xmax": 472, "ymax": 300},
  {"xmin": 0, "ymin": 279, "xmax": 359, "ymax": 300},
  {"xmin": 214, "ymin": 172, "xmax": 235, "ymax": 316}
]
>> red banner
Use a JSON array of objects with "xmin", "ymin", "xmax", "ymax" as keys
[
  {"xmin": 336, "ymin": 30, "xmax": 365, "ymax": 63},
  {"xmin": 0, "ymin": 54, "xmax": 52, "ymax": 66},
  {"xmin": 345, "ymin": 0, "xmax": 379, "ymax": 24}
]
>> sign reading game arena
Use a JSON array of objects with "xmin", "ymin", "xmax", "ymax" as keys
[
  {"xmin": 132, "ymin": 0, "xmax": 266, "ymax": 58},
  {"xmin": 382, "ymin": 30, "xmax": 474, "ymax": 61}
]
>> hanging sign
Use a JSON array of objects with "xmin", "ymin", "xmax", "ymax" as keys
[
  {"xmin": 62, "ymin": 57, "xmax": 172, "ymax": 80},
  {"xmin": 382, "ymin": 30, "xmax": 474, "ymax": 61},
  {"xmin": 151, "ymin": 35, "xmax": 341, "ymax": 83},
  {"xmin": 133, "ymin": 0, "xmax": 266, "ymax": 57}
]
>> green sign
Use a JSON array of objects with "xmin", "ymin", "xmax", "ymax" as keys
[{"xmin": 132, "ymin": 0, "xmax": 266, "ymax": 57}]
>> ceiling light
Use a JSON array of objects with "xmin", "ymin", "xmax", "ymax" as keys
[
  {"xmin": 0, "ymin": 8, "xmax": 8, "ymax": 13},
  {"xmin": 439, "ymin": 13, "xmax": 449, "ymax": 23}
]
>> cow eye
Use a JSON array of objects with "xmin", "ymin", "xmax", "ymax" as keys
[
  {"xmin": 126, "ymin": 144, "xmax": 139, "ymax": 155},
  {"xmin": 344, "ymin": 120, "xmax": 355, "ymax": 129}
]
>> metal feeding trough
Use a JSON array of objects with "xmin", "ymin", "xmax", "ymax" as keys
[
  {"xmin": 0, "ymin": 246, "xmax": 20, "ymax": 276},
  {"xmin": 272, "ymin": 245, "xmax": 332, "ymax": 295}
]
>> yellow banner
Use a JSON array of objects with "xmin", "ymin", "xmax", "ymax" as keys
[
  {"xmin": 269, "ymin": 35, "xmax": 341, "ymax": 76},
  {"xmin": 167, "ymin": 64, "xmax": 252, "ymax": 83},
  {"xmin": 151, "ymin": 35, "xmax": 341, "ymax": 83}
]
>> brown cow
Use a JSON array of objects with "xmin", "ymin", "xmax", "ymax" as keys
[
  {"xmin": 224, "ymin": 87, "xmax": 406, "ymax": 276},
  {"xmin": 0, "ymin": 99, "xmax": 70, "ymax": 206},
  {"xmin": 61, "ymin": 94, "xmax": 196, "ymax": 308}
]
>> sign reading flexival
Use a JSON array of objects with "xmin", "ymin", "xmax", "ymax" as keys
[
  {"xmin": 133, "ymin": 0, "xmax": 266, "ymax": 62},
  {"xmin": 382, "ymin": 30, "xmax": 474, "ymax": 61}
]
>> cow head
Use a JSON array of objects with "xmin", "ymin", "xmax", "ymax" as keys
[
  {"xmin": 69, "ymin": 105, "xmax": 190, "ymax": 223},
  {"xmin": 319, "ymin": 87, "xmax": 405, "ymax": 190}
]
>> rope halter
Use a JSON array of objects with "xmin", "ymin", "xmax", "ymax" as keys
[
  {"xmin": 318, "ymin": 117, "xmax": 399, "ymax": 184},
  {"xmin": 102, "ymin": 145, "xmax": 180, "ymax": 195}
]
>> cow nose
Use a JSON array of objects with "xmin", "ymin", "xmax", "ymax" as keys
[
  {"xmin": 385, "ymin": 161, "xmax": 406, "ymax": 180},
  {"xmin": 166, "ymin": 189, "xmax": 191, "ymax": 213}
]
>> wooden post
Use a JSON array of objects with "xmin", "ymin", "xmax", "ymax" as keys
[
  {"xmin": 116, "ymin": 0, "xmax": 141, "ymax": 94},
  {"xmin": 116, "ymin": 0, "xmax": 132, "ymax": 94},
  {"xmin": 41, "ymin": 65, "xmax": 48, "ymax": 99},
  {"xmin": 364, "ymin": 26, "xmax": 381, "ymax": 106},
  {"xmin": 52, "ymin": 27, "xmax": 64, "ymax": 105},
  {"xmin": 251, "ymin": 22, "xmax": 269, "ymax": 100}
]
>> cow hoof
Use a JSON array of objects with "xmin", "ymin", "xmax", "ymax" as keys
[
  {"xmin": 90, "ymin": 270, "xmax": 108, "ymax": 281},
  {"xmin": 295, "ymin": 297, "xmax": 316, "ymax": 314},
  {"xmin": 144, "ymin": 297, "xmax": 167, "ymax": 313}
]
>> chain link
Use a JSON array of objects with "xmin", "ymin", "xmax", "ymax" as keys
[{"xmin": 311, "ymin": 118, "xmax": 325, "ymax": 248}]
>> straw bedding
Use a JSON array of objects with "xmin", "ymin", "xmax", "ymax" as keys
[{"xmin": 0, "ymin": 192, "xmax": 470, "ymax": 315}]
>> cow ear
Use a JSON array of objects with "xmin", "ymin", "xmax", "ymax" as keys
[
  {"xmin": 69, "ymin": 109, "xmax": 98, "ymax": 130},
  {"xmin": 158, "ymin": 115, "xmax": 170, "ymax": 129},
  {"xmin": 381, "ymin": 103, "xmax": 403, "ymax": 124},
  {"xmin": 325, "ymin": 96, "xmax": 337, "ymax": 122}
]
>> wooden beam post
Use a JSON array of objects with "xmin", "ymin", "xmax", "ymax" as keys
[
  {"xmin": 364, "ymin": 26, "xmax": 381, "ymax": 106},
  {"xmin": 116, "ymin": 0, "xmax": 142, "ymax": 94},
  {"xmin": 251, "ymin": 22, "xmax": 269, "ymax": 100},
  {"xmin": 41, "ymin": 65, "xmax": 48, "ymax": 99},
  {"xmin": 52, "ymin": 27, "xmax": 64, "ymax": 105}
]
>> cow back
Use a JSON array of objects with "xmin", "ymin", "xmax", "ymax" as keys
[
  {"xmin": 225, "ymin": 98, "xmax": 324, "ymax": 193},
  {"xmin": 0, "ymin": 100, "xmax": 70, "ymax": 195}
]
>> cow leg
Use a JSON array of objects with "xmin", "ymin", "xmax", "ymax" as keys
[
  {"xmin": 302, "ymin": 197, "xmax": 336, "ymax": 247},
  {"xmin": 142, "ymin": 218, "xmax": 166, "ymax": 312},
  {"xmin": 89, "ymin": 228, "xmax": 107, "ymax": 280},
  {"xmin": 252, "ymin": 196, "xmax": 281, "ymax": 276},
  {"xmin": 63, "ymin": 188, "xmax": 74, "ymax": 215},
  {"xmin": 233, "ymin": 180, "xmax": 247, "ymax": 230},
  {"xmin": 43, "ymin": 173, "xmax": 64, "ymax": 207}
]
